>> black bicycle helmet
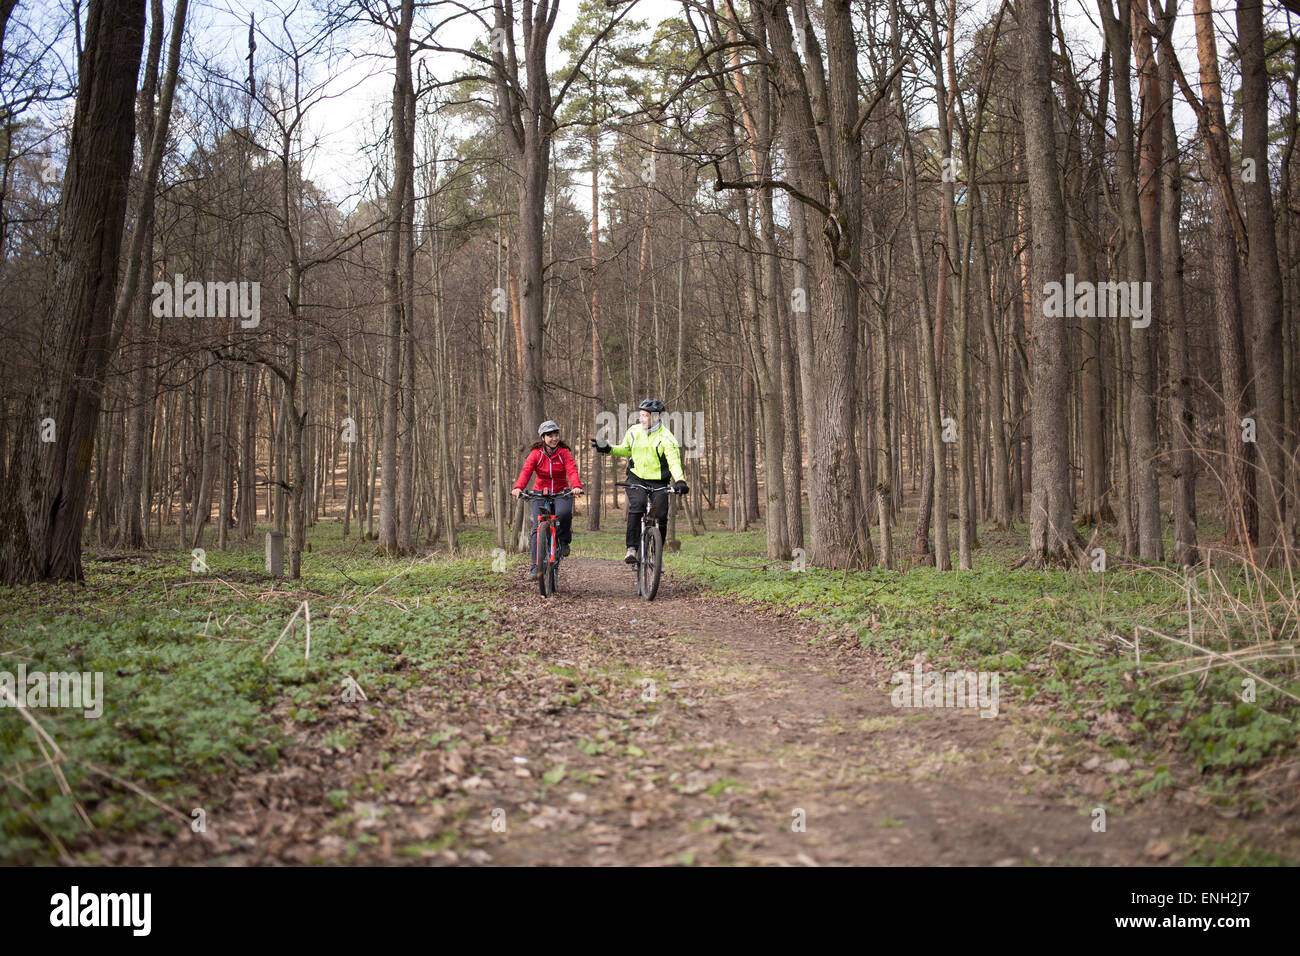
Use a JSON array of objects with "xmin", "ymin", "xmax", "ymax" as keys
[{"xmin": 638, "ymin": 398, "xmax": 666, "ymax": 413}]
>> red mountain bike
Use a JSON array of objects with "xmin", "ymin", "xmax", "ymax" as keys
[{"xmin": 520, "ymin": 489, "xmax": 574, "ymax": 597}]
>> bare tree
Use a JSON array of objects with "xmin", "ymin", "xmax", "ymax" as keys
[
  {"xmin": 1236, "ymin": 0, "xmax": 1289, "ymax": 565},
  {"xmin": 741, "ymin": 0, "xmax": 874, "ymax": 569},
  {"xmin": 1016, "ymin": 0, "xmax": 1084, "ymax": 568},
  {"xmin": 0, "ymin": 0, "xmax": 148, "ymax": 583}
]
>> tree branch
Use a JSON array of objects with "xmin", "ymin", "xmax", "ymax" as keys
[{"xmin": 711, "ymin": 168, "xmax": 832, "ymax": 217}]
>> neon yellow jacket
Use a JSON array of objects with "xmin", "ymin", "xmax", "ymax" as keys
[{"xmin": 611, "ymin": 422, "xmax": 685, "ymax": 483}]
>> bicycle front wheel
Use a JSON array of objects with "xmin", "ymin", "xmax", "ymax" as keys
[
  {"xmin": 641, "ymin": 524, "xmax": 663, "ymax": 601},
  {"xmin": 538, "ymin": 556, "xmax": 553, "ymax": 597}
]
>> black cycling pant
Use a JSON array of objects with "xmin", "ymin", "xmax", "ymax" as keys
[{"xmin": 625, "ymin": 479, "xmax": 669, "ymax": 550}]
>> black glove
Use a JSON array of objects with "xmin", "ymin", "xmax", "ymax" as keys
[
  {"xmin": 591, "ymin": 437, "xmax": 611, "ymax": 454},
  {"xmin": 674, "ymin": 480, "xmax": 689, "ymax": 494}
]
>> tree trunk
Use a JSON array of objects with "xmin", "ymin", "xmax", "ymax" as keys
[
  {"xmin": 1159, "ymin": 0, "xmax": 1198, "ymax": 566},
  {"xmin": 1099, "ymin": 0, "xmax": 1161, "ymax": 560},
  {"xmin": 973, "ymin": 197, "xmax": 1010, "ymax": 528},
  {"xmin": 587, "ymin": 127, "xmax": 603, "ymax": 531},
  {"xmin": 788, "ymin": 194, "xmax": 818, "ymax": 547},
  {"xmin": 397, "ymin": 80, "xmax": 417, "ymax": 552},
  {"xmin": 491, "ymin": 0, "xmax": 560, "ymax": 456},
  {"xmin": 1193, "ymin": 0, "xmax": 1255, "ymax": 549},
  {"xmin": 900, "ymin": 119, "xmax": 946, "ymax": 568},
  {"xmin": 873, "ymin": 286, "xmax": 894, "ymax": 568},
  {"xmin": 379, "ymin": 0, "xmax": 413, "ymax": 554},
  {"xmin": 755, "ymin": 0, "xmax": 872, "ymax": 568},
  {"xmin": 1236, "ymin": 0, "xmax": 1288, "ymax": 564},
  {"xmin": 1018, "ymin": 0, "xmax": 1084, "ymax": 567},
  {"xmin": 0, "ymin": 0, "xmax": 147, "ymax": 583}
]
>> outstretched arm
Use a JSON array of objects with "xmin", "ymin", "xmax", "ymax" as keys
[{"xmin": 609, "ymin": 427, "xmax": 634, "ymax": 457}]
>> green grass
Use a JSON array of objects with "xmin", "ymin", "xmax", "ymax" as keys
[
  {"xmin": 3, "ymin": 505, "xmax": 1296, "ymax": 860},
  {"xmin": 0, "ymin": 521, "xmax": 507, "ymax": 863},
  {"xmin": 1182, "ymin": 835, "xmax": 1299, "ymax": 866}
]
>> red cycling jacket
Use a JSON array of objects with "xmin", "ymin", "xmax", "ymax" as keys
[{"xmin": 514, "ymin": 445, "xmax": 582, "ymax": 494}]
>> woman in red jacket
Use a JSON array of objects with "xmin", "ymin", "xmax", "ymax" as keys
[{"xmin": 512, "ymin": 420, "xmax": 584, "ymax": 580}]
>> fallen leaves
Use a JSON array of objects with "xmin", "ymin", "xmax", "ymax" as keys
[
  {"xmin": 1145, "ymin": 839, "xmax": 1173, "ymax": 860},
  {"xmin": 77, "ymin": 557, "xmax": 1275, "ymax": 869}
]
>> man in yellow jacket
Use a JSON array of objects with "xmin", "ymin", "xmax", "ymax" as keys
[{"xmin": 592, "ymin": 398, "xmax": 690, "ymax": 564}]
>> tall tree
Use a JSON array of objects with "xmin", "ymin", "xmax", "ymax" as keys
[
  {"xmin": 891, "ymin": 0, "xmax": 947, "ymax": 569},
  {"xmin": 1158, "ymin": 0, "xmax": 1198, "ymax": 566},
  {"xmin": 1192, "ymin": 0, "xmax": 1255, "ymax": 549},
  {"xmin": 1099, "ymin": 0, "xmax": 1162, "ymax": 561},
  {"xmin": 1016, "ymin": 0, "xmax": 1084, "ymax": 567},
  {"xmin": 557, "ymin": 0, "xmax": 644, "ymax": 532},
  {"xmin": 717, "ymin": 0, "xmax": 790, "ymax": 559},
  {"xmin": 745, "ymin": 0, "xmax": 874, "ymax": 568},
  {"xmin": 115, "ymin": 0, "xmax": 189, "ymax": 549},
  {"xmin": 0, "ymin": 0, "xmax": 148, "ymax": 583},
  {"xmin": 379, "ymin": 0, "xmax": 414, "ymax": 554},
  {"xmin": 1236, "ymin": 0, "xmax": 1288, "ymax": 564},
  {"xmin": 479, "ymin": 0, "xmax": 637, "ymax": 452}
]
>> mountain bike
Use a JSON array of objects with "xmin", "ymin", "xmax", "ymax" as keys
[
  {"xmin": 616, "ymin": 480, "xmax": 685, "ymax": 602},
  {"xmin": 519, "ymin": 489, "xmax": 574, "ymax": 597}
]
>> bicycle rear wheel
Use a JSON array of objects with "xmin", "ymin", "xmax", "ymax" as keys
[{"xmin": 641, "ymin": 524, "xmax": 663, "ymax": 601}]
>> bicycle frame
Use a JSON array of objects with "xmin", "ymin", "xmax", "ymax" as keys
[
  {"xmin": 619, "ymin": 481, "xmax": 677, "ymax": 530},
  {"xmin": 520, "ymin": 489, "xmax": 573, "ymax": 597},
  {"xmin": 617, "ymin": 480, "xmax": 683, "ymax": 601}
]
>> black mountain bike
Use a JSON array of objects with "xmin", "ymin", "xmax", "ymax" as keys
[
  {"xmin": 519, "ymin": 489, "xmax": 574, "ymax": 597},
  {"xmin": 616, "ymin": 480, "xmax": 685, "ymax": 602}
]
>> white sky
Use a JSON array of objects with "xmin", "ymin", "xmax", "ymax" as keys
[
  {"xmin": 278, "ymin": 0, "xmax": 1291, "ymax": 209},
  {"xmin": 27, "ymin": 0, "xmax": 1297, "ymax": 208}
]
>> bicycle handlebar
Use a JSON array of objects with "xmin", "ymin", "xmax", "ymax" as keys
[
  {"xmin": 519, "ymin": 489, "xmax": 577, "ymax": 499},
  {"xmin": 615, "ymin": 481, "xmax": 686, "ymax": 494}
]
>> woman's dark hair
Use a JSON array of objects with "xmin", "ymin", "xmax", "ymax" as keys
[{"xmin": 529, "ymin": 438, "xmax": 570, "ymax": 452}]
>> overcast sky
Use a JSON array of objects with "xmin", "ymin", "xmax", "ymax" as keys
[{"xmin": 27, "ymin": 0, "xmax": 1297, "ymax": 209}]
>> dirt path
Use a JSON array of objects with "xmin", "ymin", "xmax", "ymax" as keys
[{"xmin": 92, "ymin": 557, "xmax": 1287, "ymax": 866}]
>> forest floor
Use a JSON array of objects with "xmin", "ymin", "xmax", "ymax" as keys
[
  {"xmin": 73, "ymin": 554, "xmax": 1300, "ymax": 866},
  {"xmin": 3, "ymin": 519, "xmax": 1298, "ymax": 865}
]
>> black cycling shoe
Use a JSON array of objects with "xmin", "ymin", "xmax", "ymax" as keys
[
  {"xmin": 624, "ymin": 548, "xmax": 637, "ymax": 565},
  {"xmin": 560, "ymin": 543, "xmax": 570, "ymax": 558},
  {"xmin": 525, "ymin": 565, "xmax": 541, "ymax": 581}
]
